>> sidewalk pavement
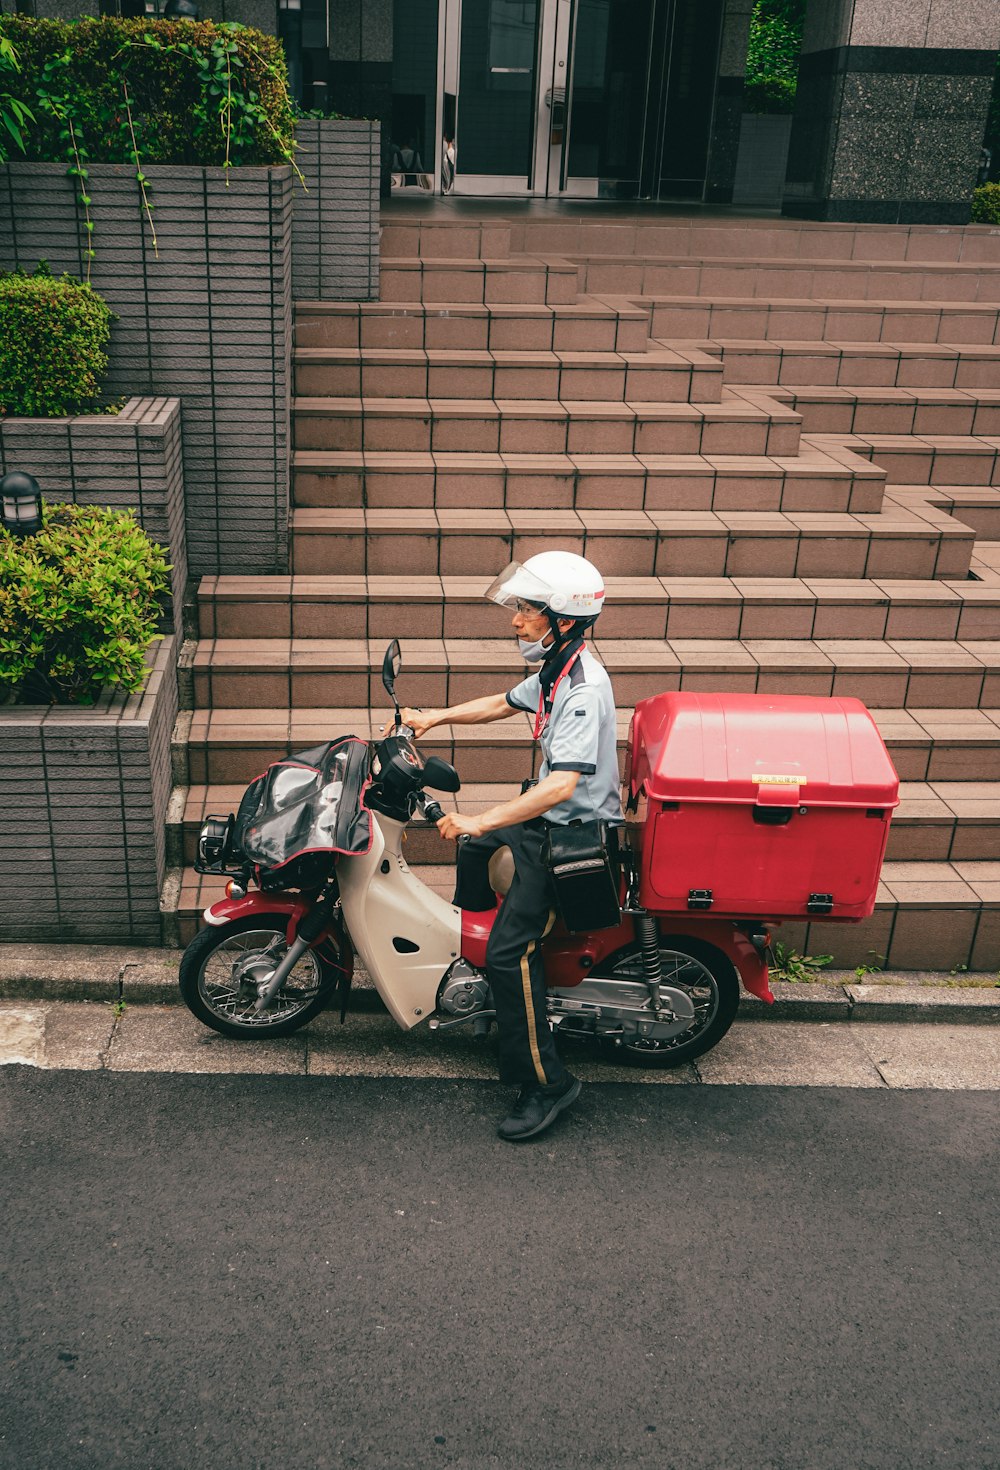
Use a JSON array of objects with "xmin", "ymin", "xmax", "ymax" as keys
[
  {"xmin": 2, "ymin": 944, "xmax": 999, "ymax": 1023},
  {"xmin": 1, "ymin": 944, "xmax": 999, "ymax": 1090}
]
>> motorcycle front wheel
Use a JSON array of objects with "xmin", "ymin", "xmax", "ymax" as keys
[
  {"xmin": 179, "ymin": 915, "xmax": 346, "ymax": 1039},
  {"xmin": 596, "ymin": 936, "xmax": 740, "ymax": 1069}
]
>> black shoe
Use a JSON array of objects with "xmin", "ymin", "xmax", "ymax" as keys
[{"xmin": 497, "ymin": 1074, "xmax": 581, "ymax": 1142}]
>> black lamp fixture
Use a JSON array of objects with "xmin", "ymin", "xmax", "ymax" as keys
[
  {"xmin": 162, "ymin": 0, "xmax": 200, "ymax": 17},
  {"xmin": 0, "ymin": 471, "xmax": 43, "ymax": 538}
]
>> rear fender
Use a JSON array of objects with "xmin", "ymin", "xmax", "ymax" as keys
[
  {"xmin": 543, "ymin": 914, "xmax": 773, "ymax": 1003},
  {"xmin": 676, "ymin": 917, "xmax": 776, "ymax": 999}
]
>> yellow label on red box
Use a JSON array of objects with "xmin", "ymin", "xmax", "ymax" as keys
[{"xmin": 751, "ymin": 773, "xmax": 807, "ymax": 785}]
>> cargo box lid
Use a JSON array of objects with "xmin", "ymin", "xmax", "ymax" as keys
[{"xmin": 628, "ymin": 692, "xmax": 899, "ymax": 809}]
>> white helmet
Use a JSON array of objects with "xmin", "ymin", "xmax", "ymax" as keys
[{"xmin": 486, "ymin": 552, "xmax": 606, "ymax": 623}]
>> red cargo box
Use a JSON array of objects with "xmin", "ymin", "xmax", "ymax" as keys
[{"xmin": 625, "ymin": 692, "xmax": 899, "ymax": 922}]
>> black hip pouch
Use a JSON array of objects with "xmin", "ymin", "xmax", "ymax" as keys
[{"xmin": 542, "ymin": 821, "xmax": 622, "ymax": 934}]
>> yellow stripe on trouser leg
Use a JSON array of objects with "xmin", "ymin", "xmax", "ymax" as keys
[
  {"xmin": 519, "ymin": 941, "xmax": 547, "ymax": 1086},
  {"xmin": 519, "ymin": 908, "xmax": 556, "ymax": 1087}
]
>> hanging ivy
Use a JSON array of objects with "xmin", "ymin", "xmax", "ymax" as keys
[
  {"xmin": 0, "ymin": 16, "xmax": 305, "ymax": 266},
  {"xmin": 0, "ymin": 15, "xmax": 297, "ymax": 168},
  {"xmin": 0, "ymin": 34, "xmax": 34, "ymax": 163}
]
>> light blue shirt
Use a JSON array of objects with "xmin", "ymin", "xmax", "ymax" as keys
[{"xmin": 507, "ymin": 646, "xmax": 623, "ymax": 827}]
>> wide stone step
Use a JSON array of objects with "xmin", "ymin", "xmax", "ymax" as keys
[
  {"xmin": 293, "ymin": 344, "xmax": 721, "ymax": 403},
  {"xmin": 647, "ymin": 295, "xmax": 1000, "ymax": 346},
  {"xmin": 184, "ymin": 637, "xmax": 1000, "ymax": 712},
  {"xmin": 293, "ymin": 390, "xmax": 802, "ymax": 456},
  {"xmin": 572, "ymin": 253, "xmax": 1000, "ymax": 303},
  {"xmin": 509, "ymin": 217, "xmax": 1000, "ymax": 268},
  {"xmin": 291, "ymin": 391, "xmax": 801, "ymax": 457},
  {"xmin": 379, "ymin": 256, "xmax": 579, "ymax": 306},
  {"xmin": 690, "ymin": 338, "xmax": 1000, "ymax": 391},
  {"xmin": 197, "ymin": 572, "xmax": 1000, "ymax": 645},
  {"xmin": 291, "ymin": 444, "xmax": 885, "ymax": 516},
  {"xmin": 382, "ymin": 216, "xmax": 1000, "ymax": 268},
  {"xmin": 179, "ymin": 704, "xmax": 1000, "ymax": 786},
  {"xmin": 752, "ymin": 384, "xmax": 1000, "ymax": 439},
  {"xmin": 380, "ymin": 219, "xmax": 513, "ymax": 260},
  {"xmin": 288, "ymin": 499, "xmax": 969, "ymax": 580},
  {"xmin": 814, "ymin": 434, "xmax": 1000, "ymax": 488},
  {"xmin": 295, "ymin": 299, "xmax": 651, "ymax": 353},
  {"xmin": 170, "ymin": 852, "xmax": 1000, "ymax": 967}
]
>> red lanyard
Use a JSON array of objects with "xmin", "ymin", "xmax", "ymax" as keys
[{"xmin": 533, "ymin": 648, "xmax": 582, "ymax": 741}]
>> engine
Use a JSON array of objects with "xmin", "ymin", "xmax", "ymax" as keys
[{"xmin": 438, "ymin": 959, "xmax": 491, "ymax": 1016}]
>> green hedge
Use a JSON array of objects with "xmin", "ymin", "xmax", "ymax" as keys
[
  {"xmin": 0, "ymin": 264, "xmax": 113, "ymax": 417},
  {"xmin": 972, "ymin": 183, "xmax": 1000, "ymax": 225},
  {"xmin": 0, "ymin": 15, "xmax": 294, "ymax": 167},
  {"xmin": 0, "ymin": 503, "xmax": 171, "ymax": 705},
  {"xmin": 744, "ymin": 0, "xmax": 804, "ymax": 115}
]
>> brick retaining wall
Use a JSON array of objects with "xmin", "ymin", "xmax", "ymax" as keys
[
  {"xmin": 0, "ymin": 637, "xmax": 178, "ymax": 945},
  {"xmin": 0, "ymin": 164, "xmax": 293, "ymax": 578}
]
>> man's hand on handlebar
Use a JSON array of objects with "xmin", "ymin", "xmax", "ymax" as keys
[
  {"xmin": 437, "ymin": 812, "xmax": 484, "ymax": 842},
  {"xmin": 380, "ymin": 707, "xmax": 440, "ymax": 739}
]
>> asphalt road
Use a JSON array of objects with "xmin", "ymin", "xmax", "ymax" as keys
[{"xmin": 1, "ymin": 1071, "xmax": 998, "ymax": 1470}]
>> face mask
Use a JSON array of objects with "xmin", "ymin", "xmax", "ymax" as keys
[{"xmin": 517, "ymin": 635, "xmax": 552, "ymax": 663}]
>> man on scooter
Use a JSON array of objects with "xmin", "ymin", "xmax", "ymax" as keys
[{"xmin": 391, "ymin": 552, "xmax": 623, "ymax": 1141}]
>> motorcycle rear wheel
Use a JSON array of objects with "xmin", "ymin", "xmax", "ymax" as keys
[
  {"xmin": 596, "ymin": 936, "xmax": 740, "ymax": 1069},
  {"xmin": 179, "ymin": 915, "xmax": 343, "ymax": 1039}
]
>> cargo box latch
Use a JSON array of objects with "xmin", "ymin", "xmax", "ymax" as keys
[
  {"xmin": 753, "ymin": 781, "xmax": 800, "ymax": 825},
  {"xmin": 807, "ymin": 892, "xmax": 834, "ymax": 915},
  {"xmin": 688, "ymin": 888, "xmax": 713, "ymax": 910}
]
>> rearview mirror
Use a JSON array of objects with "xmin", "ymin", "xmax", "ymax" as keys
[
  {"xmin": 421, "ymin": 756, "xmax": 461, "ymax": 794},
  {"xmin": 381, "ymin": 639, "xmax": 402, "ymax": 701}
]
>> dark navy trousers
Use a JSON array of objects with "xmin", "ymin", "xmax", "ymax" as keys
[{"xmin": 453, "ymin": 822, "xmax": 567, "ymax": 1089}]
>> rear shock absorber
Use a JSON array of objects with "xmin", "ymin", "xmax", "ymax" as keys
[{"xmin": 635, "ymin": 910, "xmax": 663, "ymax": 1013}]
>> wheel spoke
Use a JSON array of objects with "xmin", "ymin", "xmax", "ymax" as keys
[
  {"xmin": 198, "ymin": 927, "xmax": 325, "ymax": 1029},
  {"xmin": 610, "ymin": 945, "xmax": 721, "ymax": 1053}
]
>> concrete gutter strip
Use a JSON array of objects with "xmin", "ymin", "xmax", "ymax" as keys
[
  {"xmin": 742, "ymin": 981, "xmax": 1000, "ymax": 1024},
  {"xmin": 1, "ymin": 946, "xmax": 999, "ymax": 1023}
]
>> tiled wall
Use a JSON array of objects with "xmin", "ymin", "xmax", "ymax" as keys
[
  {"xmin": 0, "ymin": 164, "xmax": 294, "ymax": 577},
  {"xmin": 0, "ymin": 638, "xmax": 178, "ymax": 945},
  {"xmin": 292, "ymin": 120, "xmax": 381, "ymax": 301}
]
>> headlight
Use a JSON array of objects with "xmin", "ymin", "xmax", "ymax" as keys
[{"xmin": 198, "ymin": 815, "xmax": 234, "ymax": 869}]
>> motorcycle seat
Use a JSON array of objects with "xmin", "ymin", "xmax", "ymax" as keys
[{"xmin": 488, "ymin": 846, "xmax": 515, "ymax": 897}]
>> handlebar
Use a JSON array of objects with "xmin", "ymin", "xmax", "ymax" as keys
[
  {"xmin": 416, "ymin": 790, "xmax": 469, "ymax": 842},
  {"xmin": 422, "ymin": 796, "xmax": 445, "ymax": 824}
]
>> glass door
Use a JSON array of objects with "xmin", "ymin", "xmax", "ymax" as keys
[
  {"xmin": 443, "ymin": 0, "xmax": 717, "ymax": 199},
  {"xmin": 452, "ymin": 0, "xmax": 544, "ymax": 194}
]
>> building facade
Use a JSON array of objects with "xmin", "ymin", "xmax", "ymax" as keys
[{"xmin": 4, "ymin": 0, "xmax": 999, "ymax": 219}]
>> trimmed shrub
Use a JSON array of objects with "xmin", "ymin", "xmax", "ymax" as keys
[
  {"xmin": 972, "ymin": 183, "xmax": 1000, "ymax": 225},
  {"xmin": 0, "ymin": 264, "xmax": 113, "ymax": 417},
  {"xmin": 744, "ymin": 77, "xmax": 797, "ymax": 116},
  {"xmin": 0, "ymin": 14, "xmax": 294, "ymax": 168},
  {"xmin": 0, "ymin": 503, "xmax": 171, "ymax": 705}
]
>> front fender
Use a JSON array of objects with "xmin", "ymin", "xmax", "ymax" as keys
[{"xmin": 202, "ymin": 892, "xmax": 313, "ymax": 947}]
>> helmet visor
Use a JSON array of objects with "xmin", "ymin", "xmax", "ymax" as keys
[{"xmin": 485, "ymin": 561, "xmax": 554, "ymax": 612}]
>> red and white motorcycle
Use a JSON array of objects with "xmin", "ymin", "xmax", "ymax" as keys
[{"xmin": 180, "ymin": 642, "xmax": 773, "ymax": 1068}]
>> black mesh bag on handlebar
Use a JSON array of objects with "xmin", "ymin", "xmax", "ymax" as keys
[{"xmin": 231, "ymin": 736, "xmax": 373, "ymax": 890}]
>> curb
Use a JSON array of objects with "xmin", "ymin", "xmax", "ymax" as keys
[{"xmin": 2, "ymin": 947, "xmax": 1000, "ymax": 1023}]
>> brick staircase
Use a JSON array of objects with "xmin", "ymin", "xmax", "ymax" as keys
[{"xmin": 168, "ymin": 213, "xmax": 1000, "ymax": 973}]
